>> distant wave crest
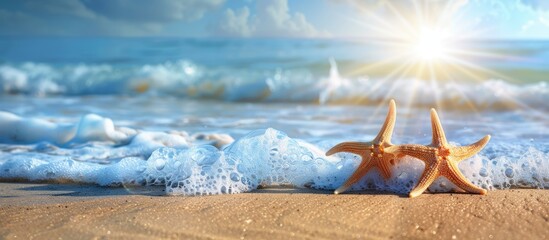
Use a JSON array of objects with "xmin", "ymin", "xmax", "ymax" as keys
[{"xmin": 0, "ymin": 61, "xmax": 547, "ymax": 110}]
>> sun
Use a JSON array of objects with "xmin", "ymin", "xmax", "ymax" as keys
[
  {"xmin": 336, "ymin": 0, "xmax": 520, "ymax": 113},
  {"xmin": 412, "ymin": 28, "xmax": 453, "ymax": 61}
]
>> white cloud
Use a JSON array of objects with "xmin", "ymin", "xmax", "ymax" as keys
[
  {"xmin": 541, "ymin": 16, "xmax": 549, "ymax": 26},
  {"xmin": 216, "ymin": 7, "xmax": 252, "ymax": 37},
  {"xmin": 212, "ymin": 0, "xmax": 328, "ymax": 38}
]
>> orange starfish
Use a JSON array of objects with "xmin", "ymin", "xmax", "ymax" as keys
[
  {"xmin": 387, "ymin": 109, "xmax": 491, "ymax": 198},
  {"xmin": 326, "ymin": 100, "xmax": 400, "ymax": 194}
]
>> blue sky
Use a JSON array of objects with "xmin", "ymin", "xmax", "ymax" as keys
[{"xmin": 1, "ymin": 0, "xmax": 549, "ymax": 39}]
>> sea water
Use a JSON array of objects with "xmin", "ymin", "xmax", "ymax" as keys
[{"xmin": 0, "ymin": 38, "xmax": 547, "ymax": 195}]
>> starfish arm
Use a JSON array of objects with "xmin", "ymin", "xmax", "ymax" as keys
[
  {"xmin": 334, "ymin": 155, "xmax": 373, "ymax": 194},
  {"xmin": 409, "ymin": 162, "xmax": 440, "ymax": 198},
  {"xmin": 325, "ymin": 142, "xmax": 372, "ymax": 156},
  {"xmin": 450, "ymin": 135, "xmax": 491, "ymax": 161},
  {"xmin": 377, "ymin": 155, "xmax": 393, "ymax": 179},
  {"xmin": 430, "ymin": 109, "xmax": 448, "ymax": 147},
  {"xmin": 373, "ymin": 99, "xmax": 396, "ymax": 143},
  {"xmin": 444, "ymin": 161, "xmax": 487, "ymax": 195},
  {"xmin": 385, "ymin": 145, "xmax": 436, "ymax": 163}
]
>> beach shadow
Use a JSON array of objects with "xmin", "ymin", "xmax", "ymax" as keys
[
  {"xmin": 8, "ymin": 183, "xmax": 408, "ymax": 198},
  {"xmin": 338, "ymin": 190, "xmax": 409, "ymax": 198},
  {"xmin": 14, "ymin": 183, "xmax": 166, "ymax": 197},
  {"xmin": 253, "ymin": 186, "xmax": 408, "ymax": 197},
  {"xmin": 253, "ymin": 187, "xmax": 330, "ymax": 194},
  {"xmin": 0, "ymin": 195, "xmax": 17, "ymax": 198}
]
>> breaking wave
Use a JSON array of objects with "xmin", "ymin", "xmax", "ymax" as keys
[
  {"xmin": 0, "ymin": 112, "xmax": 547, "ymax": 195},
  {"xmin": 0, "ymin": 60, "xmax": 547, "ymax": 110}
]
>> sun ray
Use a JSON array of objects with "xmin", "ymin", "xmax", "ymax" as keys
[
  {"xmin": 411, "ymin": 0, "xmax": 424, "ymax": 26},
  {"xmin": 443, "ymin": 54, "xmax": 518, "ymax": 83},
  {"xmin": 346, "ymin": 56, "xmax": 417, "ymax": 106},
  {"xmin": 447, "ymin": 62, "xmax": 547, "ymax": 117},
  {"xmin": 447, "ymin": 48, "xmax": 528, "ymax": 62},
  {"xmin": 447, "ymin": 62, "xmax": 546, "ymax": 115},
  {"xmin": 427, "ymin": 62, "xmax": 443, "ymax": 111},
  {"xmin": 383, "ymin": 1, "xmax": 418, "ymax": 38},
  {"xmin": 335, "ymin": 0, "xmax": 539, "ymax": 118},
  {"xmin": 438, "ymin": 65, "xmax": 482, "ymax": 116},
  {"xmin": 400, "ymin": 75, "xmax": 421, "ymax": 137},
  {"xmin": 364, "ymin": 60, "xmax": 417, "ymax": 125},
  {"xmin": 344, "ymin": 16, "xmax": 402, "ymax": 39},
  {"xmin": 346, "ymin": 51, "xmax": 411, "ymax": 77}
]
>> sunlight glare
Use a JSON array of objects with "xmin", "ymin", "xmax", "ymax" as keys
[
  {"xmin": 413, "ymin": 28, "xmax": 451, "ymax": 61},
  {"xmin": 342, "ymin": 0, "xmax": 522, "ymax": 113}
]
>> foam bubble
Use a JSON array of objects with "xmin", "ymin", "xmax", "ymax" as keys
[
  {"xmin": 0, "ymin": 113, "xmax": 547, "ymax": 195},
  {"xmin": 148, "ymin": 131, "xmax": 548, "ymax": 195}
]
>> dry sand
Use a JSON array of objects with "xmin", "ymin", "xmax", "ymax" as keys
[{"xmin": 0, "ymin": 183, "xmax": 547, "ymax": 239}]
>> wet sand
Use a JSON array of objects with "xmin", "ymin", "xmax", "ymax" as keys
[{"xmin": 0, "ymin": 183, "xmax": 547, "ymax": 239}]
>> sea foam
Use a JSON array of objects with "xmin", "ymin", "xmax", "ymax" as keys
[
  {"xmin": 0, "ymin": 111, "xmax": 135, "ymax": 145},
  {"xmin": 0, "ymin": 112, "xmax": 547, "ymax": 195},
  {"xmin": 1, "ymin": 61, "xmax": 547, "ymax": 111}
]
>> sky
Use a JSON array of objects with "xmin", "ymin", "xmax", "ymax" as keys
[{"xmin": 1, "ymin": 0, "xmax": 549, "ymax": 39}]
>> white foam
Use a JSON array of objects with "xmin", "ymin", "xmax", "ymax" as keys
[
  {"xmin": 1, "ymin": 61, "xmax": 547, "ymax": 110},
  {"xmin": 0, "ymin": 66, "xmax": 27, "ymax": 93},
  {"xmin": 0, "ymin": 112, "xmax": 547, "ymax": 195},
  {"xmin": 150, "ymin": 129, "xmax": 549, "ymax": 195},
  {"xmin": 0, "ymin": 111, "xmax": 76, "ymax": 145},
  {"xmin": 0, "ymin": 111, "xmax": 135, "ymax": 146}
]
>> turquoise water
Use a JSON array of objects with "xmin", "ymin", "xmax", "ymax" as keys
[{"xmin": 0, "ymin": 38, "xmax": 547, "ymax": 195}]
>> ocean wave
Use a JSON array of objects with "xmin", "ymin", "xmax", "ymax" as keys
[
  {"xmin": 0, "ymin": 60, "xmax": 548, "ymax": 110},
  {"xmin": 0, "ymin": 112, "xmax": 547, "ymax": 195}
]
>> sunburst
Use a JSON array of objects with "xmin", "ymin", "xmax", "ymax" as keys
[{"xmin": 326, "ymin": 0, "xmax": 536, "ymax": 118}]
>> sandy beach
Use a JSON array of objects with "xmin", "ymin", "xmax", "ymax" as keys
[
  {"xmin": 2, "ymin": 1, "xmax": 549, "ymax": 240},
  {"xmin": 0, "ymin": 183, "xmax": 547, "ymax": 239}
]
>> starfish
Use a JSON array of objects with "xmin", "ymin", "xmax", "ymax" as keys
[
  {"xmin": 326, "ymin": 100, "xmax": 400, "ymax": 194},
  {"xmin": 388, "ymin": 109, "xmax": 491, "ymax": 198}
]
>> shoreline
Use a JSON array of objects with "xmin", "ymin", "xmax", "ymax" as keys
[{"xmin": 1, "ymin": 183, "xmax": 547, "ymax": 239}]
